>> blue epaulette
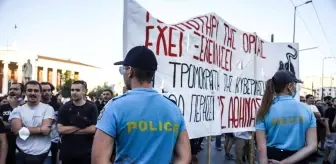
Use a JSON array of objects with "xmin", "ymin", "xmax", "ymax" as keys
[
  {"xmin": 111, "ymin": 92, "xmax": 128, "ymax": 102},
  {"xmin": 163, "ymin": 95, "xmax": 177, "ymax": 105}
]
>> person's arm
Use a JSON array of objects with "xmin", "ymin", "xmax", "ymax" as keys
[
  {"xmin": 0, "ymin": 120, "xmax": 7, "ymax": 164},
  {"xmin": 332, "ymin": 115, "xmax": 336, "ymax": 129},
  {"xmin": 281, "ymin": 112, "xmax": 317, "ymax": 164},
  {"xmin": 75, "ymin": 104, "xmax": 98, "ymax": 134},
  {"xmin": 325, "ymin": 118, "xmax": 331, "ymax": 136},
  {"xmin": 173, "ymin": 113, "xmax": 191, "ymax": 164},
  {"xmin": 255, "ymin": 119, "xmax": 268, "ymax": 164},
  {"xmin": 0, "ymin": 133, "xmax": 7, "ymax": 164},
  {"xmin": 56, "ymin": 105, "xmax": 80, "ymax": 134},
  {"xmin": 92, "ymin": 102, "xmax": 117, "ymax": 164},
  {"xmin": 311, "ymin": 106, "xmax": 324, "ymax": 126},
  {"xmin": 173, "ymin": 131, "xmax": 191, "ymax": 164},
  {"xmin": 34, "ymin": 106, "xmax": 55, "ymax": 135},
  {"xmin": 9, "ymin": 108, "xmax": 23, "ymax": 135},
  {"xmin": 57, "ymin": 124, "xmax": 79, "ymax": 134},
  {"xmin": 92, "ymin": 129, "xmax": 114, "ymax": 164}
]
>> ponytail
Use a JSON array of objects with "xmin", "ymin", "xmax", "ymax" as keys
[{"xmin": 257, "ymin": 79, "xmax": 275, "ymax": 121}]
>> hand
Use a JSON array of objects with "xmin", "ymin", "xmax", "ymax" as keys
[
  {"xmin": 327, "ymin": 131, "xmax": 331, "ymax": 136},
  {"xmin": 70, "ymin": 116, "xmax": 90, "ymax": 129},
  {"xmin": 40, "ymin": 125, "xmax": 51, "ymax": 135},
  {"xmin": 268, "ymin": 159, "xmax": 283, "ymax": 164},
  {"xmin": 7, "ymin": 96, "xmax": 18, "ymax": 106}
]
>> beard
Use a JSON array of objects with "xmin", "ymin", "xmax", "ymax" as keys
[
  {"xmin": 42, "ymin": 95, "xmax": 50, "ymax": 101},
  {"xmin": 125, "ymin": 83, "xmax": 131, "ymax": 90},
  {"xmin": 71, "ymin": 95, "xmax": 82, "ymax": 101},
  {"xmin": 123, "ymin": 75, "xmax": 132, "ymax": 90}
]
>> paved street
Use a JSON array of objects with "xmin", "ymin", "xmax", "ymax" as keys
[{"xmin": 197, "ymin": 137, "xmax": 328, "ymax": 164}]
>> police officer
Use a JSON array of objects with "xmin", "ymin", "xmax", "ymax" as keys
[
  {"xmin": 91, "ymin": 46, "xmax": 191, "ymax": 164},
  {"xmin": 256, "ymin": 70, "xmax": 317, "ymax": 164}
]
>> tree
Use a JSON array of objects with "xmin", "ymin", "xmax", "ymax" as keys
[
  {"xmin": 88, "ymin": 82, "xmax": 116, "ymax": 99},
  {"xmin": 60, "ymin": 71, "xmax": 74, "ymax": 98}
]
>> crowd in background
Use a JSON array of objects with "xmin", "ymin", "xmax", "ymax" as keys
[{"xmin": 0, "ymin": 80, "xmax": 116, "ymax": 164}]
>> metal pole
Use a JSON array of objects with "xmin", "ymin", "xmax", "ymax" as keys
[
  {"xmin": 322, "ymin": 58, "xmax": 324, "ymax": 99},
  {"xmin": 299, "ymin": 46, "xmax": 318, "ymax": 52},
  {"xmin": 293, "ymin": 6, "xmax": 297, "ymax": 43},
  {"xmin": 271, "ymin": 34, "xmax": 274, "ymax": 42}
]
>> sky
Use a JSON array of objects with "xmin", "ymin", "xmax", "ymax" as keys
[{"xmin": 0, "ymin": 0, "xmax": 335, "ymax": 86}]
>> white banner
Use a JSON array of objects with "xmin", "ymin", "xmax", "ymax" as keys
[{"xmin": 123, "ymin": 0, "xmax": 299, "ymax": 139}]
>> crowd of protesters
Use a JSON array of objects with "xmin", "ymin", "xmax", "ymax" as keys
[{"xmin": 0, "ymin": 45, "xmax": 334, "ymax": 164}]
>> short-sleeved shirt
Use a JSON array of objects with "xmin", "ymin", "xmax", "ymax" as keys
[
  {"xmin": 47, "ymin": 101, "xmax": 62, "ymax": 143},
  {"xmin": 325, "ymin": 107, "xmax": 336, "ymax": 132},
  {"xmin": 57, "ymin": 101, "xmax": 98, "ymax": 159},
  {"xmin": 0, "ymin": 119, "xmax": 5, "ymax": 134},
  {"xmin": 256, "ymin": 95, "xmax": 316, "ymax": 151},
  {"xmin": 308, "ymin": 105, "xmax": 320, "ymax": 113},
  {"xmin": 8, "ymin": 103, "xmax": 55, "ymax": 155},
  {"xmin": 0, "ymin": 104, "xmax": 14, "ymax": 133},
  {"xmin": 96, "ymin": 88, "xmax": 186, "ymax": 164},
  {"xmin": 0, "ymin": 104, "xmax": 13, "ymax": 122}
]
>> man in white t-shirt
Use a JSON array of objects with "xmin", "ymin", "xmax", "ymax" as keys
[
  {"xmin": 306, "ymin": 94, "xmax": 322, "ymax": 116},
  {"xmin": 306, "ymin": 94, "xmax": 325, "ymax": 159},
  {"xmin": 9, "ymin": 81, "xmax": 54, "ymax": 164}
]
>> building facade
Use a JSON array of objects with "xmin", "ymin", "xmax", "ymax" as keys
[
  {"xmin": 314, "ymin": 87, "xmax": 336, "ymax": 98},
  {"xmin": 0, "ymin": 47, "xmax": 100, "ymax": 95}
]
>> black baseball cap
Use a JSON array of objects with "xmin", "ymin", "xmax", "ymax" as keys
[
  {"xmin": 114, "ymin": 46, "xmax": 158, "ymax": 71},
  {"xmin": 272, "ymin": 70, "xmax": 303, "ymax": 84}
]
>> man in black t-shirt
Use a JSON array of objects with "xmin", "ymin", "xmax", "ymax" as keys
[
  {"xmin": 96, "ymin": 89, "xmax": 113, "ymax": 113},
  {"xmin": 0, "ymin": 119, "xmax": 7, "ymax": 164},
  {"xmin": 0, "ymin": 82, "xmax": 25, "ymax": 164},
  {"xmin": 323, "ymin": 97, "xmax": 336, "ymax": 164},
  {"xmin": 57, "ymin": 80, "xmax": 98, "ymax": 164}
]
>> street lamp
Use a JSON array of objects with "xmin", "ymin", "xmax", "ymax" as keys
[
  {"xmin": 321, "ymin": 56, "xmax": 336, "ymax": 99},
  {"xmin": 293, "ymin": 0, "xmax": 312, "ymax": 42},
  {"xmin": 299, "ymin": 46, "xmax": 318, "ymax": 52}
]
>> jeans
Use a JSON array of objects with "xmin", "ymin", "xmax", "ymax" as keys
[
  {"xmin": 16, "ymin": 152, "xmax": 49, "ymax": 164},
  {"xmin": 215, "ymin": 135, "xmax": 222, "ymax": 148},
  {"xmin": 43, "ymin": 156, "xmax": 52, "ymax": 164}
]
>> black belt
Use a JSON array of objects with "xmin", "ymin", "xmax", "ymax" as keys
[{"xmin": 267, "ymin": 147, "xmax": 308, "ymax": 164}]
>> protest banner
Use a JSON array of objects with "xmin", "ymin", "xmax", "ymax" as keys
[{"xmin": 123, "ymin": 0, "xmax": 299, "ymax": 139}]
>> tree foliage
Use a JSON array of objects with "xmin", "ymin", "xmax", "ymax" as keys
[
  {"xmin": 60, "ymin": 71, "xmax": 74, "ymax": 98},
  {"xmin": 88, "ymin": 82, "xmax": 116, "ymax": 99}
]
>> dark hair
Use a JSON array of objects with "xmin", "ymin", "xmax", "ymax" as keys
[
  {"xmin": 257, "ymin": 78, "xmax": 292, "ymax": 121},
  {"xmin": 133, "ymin": 68, "xmax": 155, "ymax": 83},
  {"xmin": 72, "ymin": 80, "xmax": 87, "ymax": 90},
  {"xmin": 0, "ymin": 96, "xmax": 5, "ymax": 102},
  {"xmin": 11, "ymin": 82, "xmax": 25, "ymax": 92},
  {"xmin": 25, "ymin": 80, "xmax": 42, "ymax": 92},
  {"xmin": 40, "ymin": 82, "xmax": 55, "ymax": 91},
  {"xmin": 332, "ymin": 97, "xmax": 336, "ymax": 102},
  {"xmin": 103, "ymin": 89, "xmax": 113, "ymax": 95},
  {"xmin": 306, "ymin": 94, "xmax": 313, "ymax": 100},
  {"xmin": 257, "ymin": 79, "xmax": 275, "ymax": 121},
  {"xmin": 324, "ymin": 96, "xmax": 332, "ymax": 101}
]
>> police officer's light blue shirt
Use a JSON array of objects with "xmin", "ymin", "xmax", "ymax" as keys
[
  {"xmin": 96, "ymin": 88, "xmax": 186, "ymax": 164},
  {"xmin": 256, "ymin": 95, "xmax": 316, "ymax": 151}
]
